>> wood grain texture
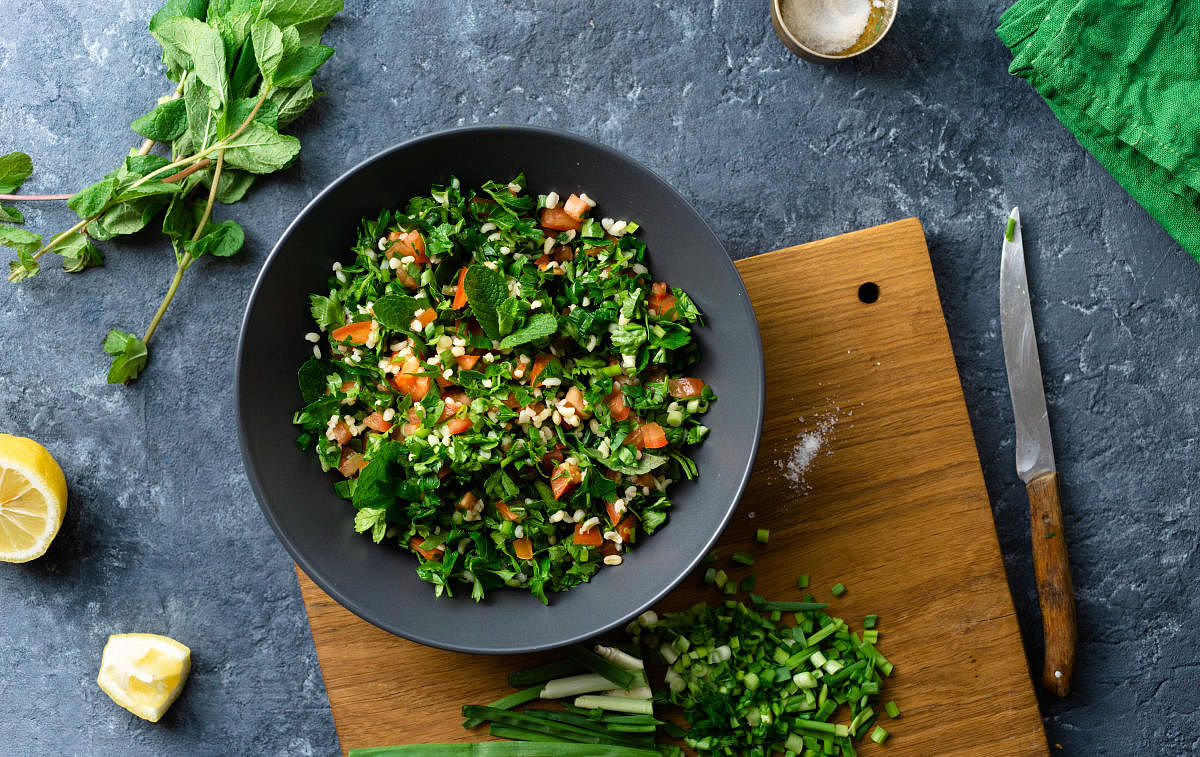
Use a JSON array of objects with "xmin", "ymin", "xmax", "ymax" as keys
[
  {"xmin": 297, "ymin": 218, "xmax": 1048, "ymax": 756},
  {"xmin": 1026, "ymin": 471, "xmax": 1076, "ymax": 697}
]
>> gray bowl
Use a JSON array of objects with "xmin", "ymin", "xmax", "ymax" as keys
[{"xmin": 235, "ymin": 126, "xmax": 764, "ymax": 654}]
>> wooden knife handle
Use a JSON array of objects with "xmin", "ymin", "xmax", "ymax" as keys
[{"xmin": 1027, "ymin": 471, "xmax": 1076, "ymax": 696}]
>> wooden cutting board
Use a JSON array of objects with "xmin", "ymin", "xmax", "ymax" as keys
[{"xmin": 296, "ymin": 218, "xmax": 1048, "ymax": 756}]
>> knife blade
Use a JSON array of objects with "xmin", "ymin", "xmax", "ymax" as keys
[{"xmin": 999, "ymin": 207, "xmax": 1077, "ymax": 697}]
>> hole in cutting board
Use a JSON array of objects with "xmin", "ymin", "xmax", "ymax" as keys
[{"xmin": 857, "ymin": 282, "xmax": 880, "ymax": 303}]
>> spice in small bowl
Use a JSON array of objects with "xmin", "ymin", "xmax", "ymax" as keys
[{"xmin": 771, "ymin": 0, "xmax": 898, "ymax": 64}]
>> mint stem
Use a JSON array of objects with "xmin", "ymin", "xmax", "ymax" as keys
[{"xmin": 0, "ymin": 193, "xmax": 74, "ymax": 202}]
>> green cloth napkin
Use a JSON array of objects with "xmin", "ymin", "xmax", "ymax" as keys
[{"xmin": 997, "ymin": 0, "xmax": 1200, "ymax": 262}]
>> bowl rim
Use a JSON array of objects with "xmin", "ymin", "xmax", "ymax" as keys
[{"xmin": 235, "ymin": 124, "xmax": 765, "ymax": 653}]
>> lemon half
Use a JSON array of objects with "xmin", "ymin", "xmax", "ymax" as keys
[
  {"xmin": 0, "ymin": 433, "xmax": 67, "ymax": 563},
  {"xmin": 97, "ymin": 633, "xmax": 192, "ymax": 722}
]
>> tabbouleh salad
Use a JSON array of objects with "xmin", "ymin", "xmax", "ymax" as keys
[{"xmin": 292, "ymin": 174, "xmax": 714, "ymax": 603}]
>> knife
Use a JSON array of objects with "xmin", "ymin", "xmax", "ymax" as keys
[{"xmin": 999, "ymin": 207, "xmax": 1077, "ymax": 697}]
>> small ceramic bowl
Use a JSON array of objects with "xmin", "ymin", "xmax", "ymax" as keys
[{"xmin": 771, "ymin": 0, "xmax": 898, "ymax": 64}]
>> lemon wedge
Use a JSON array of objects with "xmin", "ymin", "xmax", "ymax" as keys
[
  {"xmin": 97, "ymin": 633, "xmax": 192, "ymax": 722},
  {"xmin": 0, "ymin": 433, "xmax": 67, "ymax": 563}
]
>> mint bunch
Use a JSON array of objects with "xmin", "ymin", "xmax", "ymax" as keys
[{"xmin": 1, "ymin": 0, "xmax": 342, "ymax": 383}]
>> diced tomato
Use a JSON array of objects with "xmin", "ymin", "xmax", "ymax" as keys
[
  {"xmin": 445, "ymin": 417, "xmax": 472, "ymax": 435},
  {"xmin": 551, "ymin": 461, "xmax": 582, "ymax": 500},
  {"xmin": 600, "ymin": 541, "xmax": 621, "ymax": 557},
  {"xmin": 396, "ymin": 267, "xmax": 420, "ymax": 289},
  {"xmin": 631, "ymin": 473, "xmax": 656, "ymax": 488},
  {"xmin": 647, "ymin": 281, "xmax": 678, "ymax": 320},
  {"xmin": 337, "ymin": 448, "xmax": 366, "ymax": 477},
  {"xmin": 389, "ymin": 373, "xmax": 430, "ymax": 401},
  {"xmin": 456, "ymin": 491, "xmax": 479, "ymax": 511},
  {"xmin": 513, "ymin": 536, "xmax": 534, "ymax": 560},
  {"xmin": 496, "ymin": 501, "xmax": 522, "ymax": 522},
  {"xmin": 535, "ymin": 253, "xmax": 551, "ymax": 271},
  {"xmin": 455, "ymin": 353, "xmax": 480, "ymax": 370},
  {"xmin": 437, "ymin": 464, "xmax": 452, "ymax": 480},
  {"xmin": 396, "ymin": 407, "xmax": 423, "ymax": 437},
  {"xmin": 563, "ymin": 385, "xmax": 585, "ymax": 415},
  {"xmin": 338, "ymin": 380, "xmax": 357, "ymax": 393},
  {"xmin": 439, "ymin": 391, "xmax": 468, "ymax": 422},
  {"xmin": 668, "ymin": 378, "xmax": 706, "ymax": 399},
  {"xmin": 331, "ymin": 422, "xmax": 351, "ymax": 446},
  {"xmin": 605, "ymin": 500, "xmax": 623, "ymax": 526},
  {"xmin": 362, "ymin": 412, "xmax": 392, "ymax": 433},
  {"xmin": 529, "ymin": 353, "xmax": 553, "ymax": 386},
  {"xmin": 413, "ymin": 308, "xmax": 437, "ymax": 330},
  {"xmin": 409, "ymin": 536, "xmax": 442, "ymax": 561},
  {"xmin": 540, "ymin": 447, "xmax": 565, "ymax": 475},
  {"xmin": 452, "ymin": 266, "xmax": 468, "ymax": 309},
  {"xmin": 562, "ymin": 194, "xmax": 589, "ymax": 221},
  {"xmin": 330, "ymin": 321, "xmax": 373, "ymax": 344},
  {"xmin": 606, "ymin": 386, "xmax": 630, "ymax": 421},
  {"xmin": 501, "ymin": 392, "xmax": 522, "ymax": 410},
  {"xmin": 626, "ymin": 421, "xmax": 668, "ymax": 449},
  {"xmin": 616, "ymin": 516, "xmax": 637, "ymax": 543},
  {"xmin": 540, "ymin": 207, "xmax": 581, "ymax": 232},
  {"xmin": 573, "ymin": 522, "xmax": 603, "ymax": 547},
  {"xmin": 552, "ymin": 245, "xmax": 574, "ymax": 263},
  {"xmin": 385, "ymin": 229, "xmax": 428, "ymax": 263}
]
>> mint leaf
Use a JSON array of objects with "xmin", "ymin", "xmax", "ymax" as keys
[
  {"xmin": 67, "ymin": 177, "xmax": 118, "ymax": 219},
  {"xmin": 184, "ymin": 219, "xmax": 244, "ymax": 257},
  {"xmin": 0, "ymin": 152, "xmax": 33, "ymax": 194},
  {"xmin": 57, "ymin": 234, "xmax": 104, "ymax": 273},
  {"xmin": 274, "ymin": 42, "xmax": 333, "ymax": 88},
  {"xmin": 496, "ymin": 297, "xmax": 520, "ymax": 335},
  {"xmin": 257, "ymin": 0, "xmax": 344, "ymax": 29},
  {"xmin": 250, "ymin": 19, "xmax": 284, "ymax": 85},
  {"xmin": 123, "ymin": 154, "xmax": 171, "ymax": 177},
  {"xmin": 211, "ymin": 169, "xmax": 256, "ymax": 204},
  {"xmin": 372, "ymin": 293, "xmax": 421, "ymax": 332},
  {"xmin": 0, "ymin": 225, "xmax": 42, "ymax": 255},
  {"xmin": 499, "ymin": 312, "xmax": 557, "ymax": 349},
  {"xmin": 222, "ymin": 121, "xmax": 301, "ymax": 173},
  {"xmin": 464, "ymin": 263, "xmax": 507, "ymax": 340},
  {"xmin": 226, "ymin": 33, "xmax": 260, "ymax": 101},
  {"xmin": 228, "ymin": 95, "xmax": 280, "ymax": 130},
  {"xmin": 584, "ymin": 447, "xmax": 667, "ymax": 476},
  {"xmin": 7, "ymin": 249, "xmax": 39, "ymax": 282},
  {"xmin": 130, "ymin": 97, "xmax": 188, "ymax": 141},
  {"xmin": 162, "ymin": 195, "xmax": 203, "ymax": 252},
  {"xmin": 353, "ymin": 506, "xmax": 388, "ymax": 544},
  {"xmin": 270, "ymin": 80, "xmax": 317, "ymax": 126},
  {"xmin": 150, "ymin": 0, "xmax": 207, "ymax": 32},
  {"xmin": 309, "ymin": 293, "xmax": 343, "ymax": 330},
  {"xmin": 298, "ymin": 357, "xmax": 329, "ymax": 403},
  {"xmin": 183, "ymin": 77, "xmax": 219, "ymax": 153},
  {"xmin": 88, "ymin": 197, "xmax": 170, "ymax": 241},
  {"xmin": 0, "ymin": 205, "xmax": 23, "ymax": 224},
  {"xmin": 152, "ymin": 17, "xmax": 228, "ymax": 108},
  {"xmin": 103, "ymin": 329, "xmax": 149, "ymax": 384}
]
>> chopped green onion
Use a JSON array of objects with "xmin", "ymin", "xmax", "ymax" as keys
[
  {"xmin": 703, "ymin": 567, "xmax": 716, "ymax": 585},
  {"xmin": 508, "ymin": 659, "xmax": 586, "ymax": 688},
  {"xmin": 797, "ymin": 573, "xmax": 810, "ymax": 589},
  {"xmin": 755, "ymin": 528, "xmax": 770, "ymax": 544},
  {"xmin": 739, "ymin": 574, "xmax": 756, "ymax": 592},
  {"xmin": 563, "ymin": 645, "xmax": 637, "ymax": 690},
  {"xmin": 462, "ymin": 685, "xmax": 544, "ymax": 729},
  {"xmin": 863, "ymin": 630, "xmax": 879, "ymax": 644},
  {"xmin": 870, "ymin": 725, "xmax": 890, "ymax": 744},
  {"xmin": 884, "ymin": 700, "xmax": 901, "ymax": 719},
  {"xmin": 540, "ymin": 672, "xmax": 647, "ymax": 700},
  {"xmin": 731, "ymin": 551, "xmax": 756, "ymax": 566},
  {"xmin": 573, "ymin": 695, "xmax": 654, "ymax": 715},
  {"xmin": 1005, "ymin": 216, "xmax": 1016, "ymax": 242},
  {"xmin": 751, "ymin": 598, "xmax": 829, "ymax": 612},
  {"xmin": 830, "ymin": 583, "xmax": 846, "ymax": 597},
  {"xmin": 862, "ymin": 614, "xmax": 877, "ymax": 630}
]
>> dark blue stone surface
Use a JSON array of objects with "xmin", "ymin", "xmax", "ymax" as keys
[{"xmin": 1, "ymin": 1, "xmax": 1197, "ymax": 754}]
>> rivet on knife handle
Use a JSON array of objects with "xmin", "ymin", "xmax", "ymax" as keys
[{"xmin": 1026, "ymin": 471, "xmax": 1076, "ymax": 696}]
